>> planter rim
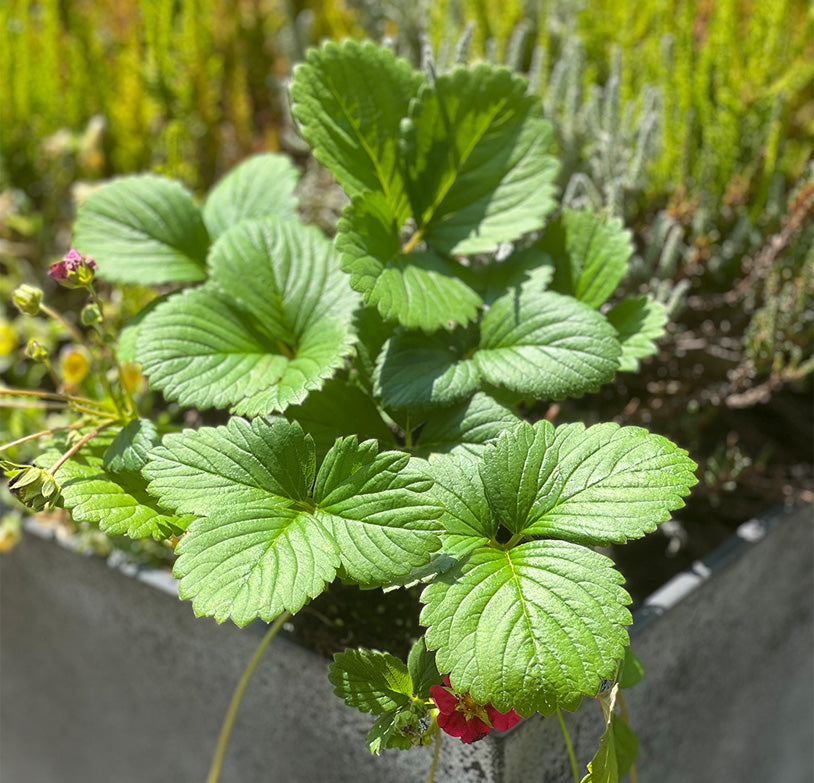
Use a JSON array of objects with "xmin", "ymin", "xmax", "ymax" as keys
[{"xmin": 18, "ymin": 500, "xmax": 807, "ymax": 642}]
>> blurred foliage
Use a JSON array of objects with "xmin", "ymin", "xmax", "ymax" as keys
[{"xmin": 1, "ymin": 0, "xmax": 811, "ymax": 561}]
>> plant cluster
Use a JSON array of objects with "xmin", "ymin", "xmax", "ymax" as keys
[{"xmin": 2, "ymin": 41, "xmax": 698, "ymax": 781}]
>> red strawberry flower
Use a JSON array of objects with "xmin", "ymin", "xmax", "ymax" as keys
[{"xmin": 430, "ymin": 676, "xmax": 521, "ymax": 743}]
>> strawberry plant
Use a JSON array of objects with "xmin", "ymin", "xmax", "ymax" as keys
[{"xmin": 2, "ymin": 41, "xmax": 696, "ymax": 782}]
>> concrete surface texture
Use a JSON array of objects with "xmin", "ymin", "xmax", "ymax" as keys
[{"xmin": 1, "ymin": 503, "xmax": 812, "ymax": 782}]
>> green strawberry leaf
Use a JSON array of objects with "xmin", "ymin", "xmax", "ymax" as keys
[
  {"xmin": 422, "ymin": 452, "xmax": 494, "ymax": 543},
  {"xmin": 136, "ymin": 217, "xmax": 358, "ymax": 416},
  {"xmin": 403, "ymin": 65, "xmax": 559, "ymax": 255},
  {"xmin": 328, "ymin": 648, "xmax": 413, "ymax": 714},
  {"xmin": 478, "ymin": 421, "xmax": 559, "ymax": 536},
  {"xmin": 145, "ymin": 417, "xmax": 316, "ymax": 514},
  {"xmin": 607, "ymin": 295, "xmax": 668, "ymax": 372},
  {"xmin": 582, "ymin": 702, "xmax": 639, "ymax": 783},
  {"xmin": 421, "ymin": 540, "xmax": 631, "ymax": 716},
  {"xmin": 413, "ymin": 391, "xmax": 522, "ymax": 457},
  {"xmin": 73, "ymin": 174, "xmax": 209, "ymax": 284},
  {"xmin": 173, "ymin": 502, "xmax": 338, "ymax": 626},
  {"xmin": 291, "ymin": 40, "xmax": 424, "ymax": 219},
  {"xmin": 145, "ymin": 417, "xmax": 332, "ymax": 624},
  {"xmin": 103, "ymin": 418, "xmax": 160, "ymax": 473},
  {"xmin": 337, "ymin": 191, "xmax": 483, "ymax": 332},
  {"xmin": 374, "ymin": 327, "xmax": 480, "ymax": 410},
  {"xmin": 202, "ymin": 153, "xmax": 299, "ymax": 240},
  {"xmin": 285, "ymin": 377, "xmax": 395, "ymax": 461},
  {"xmin": 619, "ymin": 646, "xmax": 645, "ymax": 689},
  {"xmin": 313, "ymin": 437, "xmax": 443, "ymax": 585},
  {"xmin": 476, "ymin": 288, "xmax": 622, "ymax": 400},
  {"xmin": 145, "ymin": 418, "xmax": 441, "ymax": 622},
  {"xmin": 407, "ymin": 638, "xmax": 442, "ymax": 699},
  {"xmin": 541, "ymin": 209, "xmax": 633, "ymax": 309},
  {"xmin": 522, "ymin": 421, "xmax": 698, "ymax": 544},
  {"xmin": 41, "ymin": 432, "xmax": 188, "ymax": 541}
]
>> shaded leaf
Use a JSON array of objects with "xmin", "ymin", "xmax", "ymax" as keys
[
  {"xmin": 607, "ymin": 295, "xmax": 668, "ymax": 372},
  {"xmin": 329, "ymin": 648, "xmax": 413, "ymax": 714}
]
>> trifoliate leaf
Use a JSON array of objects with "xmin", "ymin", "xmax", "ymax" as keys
[
  {"xmin": 582, "ymin": 710, "xmax": 639, "ymax": 782},
  {"xmin": 607, "ymin": 295, "xmax": 668, "ymax": 372},
  {"xmin": 202, "ymin": 153, "xmax": 299, "ymax": 240},
  {"xmin": 291, "ymin": 40, "xmax": 424, "ymax": 219},
  {"xmin": 328, "ymin": 648, "xmax": 413, "ymax": 714},
  {"xmin": 145, "ymin": 418, "xmax": 441, "ymax": 622},
  {"xmin": 476, "ymin": 288, "xmax": 621, "ymax": 400},
  {"xmin": 284, "ymin": 377, "xmax": 394, "ymax": 460},
  {"xmin": 407, "ymin": 638, "xmax": 442, "ymax": 699},
  {"xmin": 313, "ymin": 437, "xmax": 443, "ymax": 585},
  {"xmin": 136, "ymin": 217, "xmax": 358, "ymax": 416},
  {"xmin": 337, "ymin": 191, "xmax": 482, "ymax": 332},
  {"xmin": 103, "ymin": 418, "xmax": 160, "ymax": 473},
  {"xmin": 413, "ymin": 392, "xmax": 522, "ymax": 457},
  {"xmin": 73, "ymin": 174, "xmax": 209, "ymax": 284},
  {"xmin": 403, "ymin": 65, "xmax": 559, "ymax": 255},
  {"xmin": 43, "ymin": 434, "xmax": 188, "ymax": 540},
  {"xmin": 523, "ymin": 421, "xmax": 698, "ymax": 544},
  {"xmin": 374, "ymin": 327, "xmax": 480, "ymax": 409},
  {"xmin": 540, "ymin": 209, "xmax": 633, "ymax": 308},
  {"xmin": 421, "ymin": 540, "xmax": 631, "ymax": 716}
]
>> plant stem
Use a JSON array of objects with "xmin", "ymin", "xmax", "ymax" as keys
[
  {"xmin": 39, "ymin": 303, "xmax": 86, "ymax": 345},
  {"xmin": 207, "ymin": 612, "xmax": 292, "ymax": 783},
  {"xmin": 0, "ymin": 421, "xmax": 86, "ymax": 452},
  {"xmin": 48, "ymin": 422, "xmax": 113, "ymax": 474},
  {"xmin": 617, "ymin": 692, "xmax": 638, "ymax": 783},
  {"xmin": 556, "ymin": 708, "xmax": 580, "ymax": 783},
  {"xmin": 0, "ymin": 387, "xmax": 112, "ymax": 409},
  {"xmin": 404, "ymin": 413, "xmax": 412, "ymax": 450},
  {"xmin": 425, "ymin": 726, "xmax": 442, "ymax": 783},
  {"xmin": 87, "ymin": 284, "xmax": 137, "ymax": 418}
]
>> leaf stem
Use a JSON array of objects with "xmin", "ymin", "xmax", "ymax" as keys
[
  {"xmin": 404, "ymin": 413, "xmax": 412, "ymax": 450},
  {"xmin": 617, "ymin": 692, "xmax": 638, "ymax": 783},
  {"xmin": 207, "ymin": 612, "xmax": 292, "ymax": 783},
  {"xmin": 556, "ymin": 708, "xmax": 580, "ymax": 783},
  {"xmin": 48, "ymin": 422, "xmax": 114, "ymax": 474},
  {"xmin": 425, "ymin": 725, "xmax": 442, "ymax": 783}
]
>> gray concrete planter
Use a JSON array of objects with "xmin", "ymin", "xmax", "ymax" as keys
[{"xmin": 2, "ymin": 503, "xmax": 812, "ymax": 783}]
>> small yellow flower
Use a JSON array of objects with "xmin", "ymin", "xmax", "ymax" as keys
[
  {"xmin": 60, "ymin": 346, "xmax": 90, "ymax": 387},
  {"xmin": 0, "ymin": 321, "xmax": 15, "ymax": 356}
]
